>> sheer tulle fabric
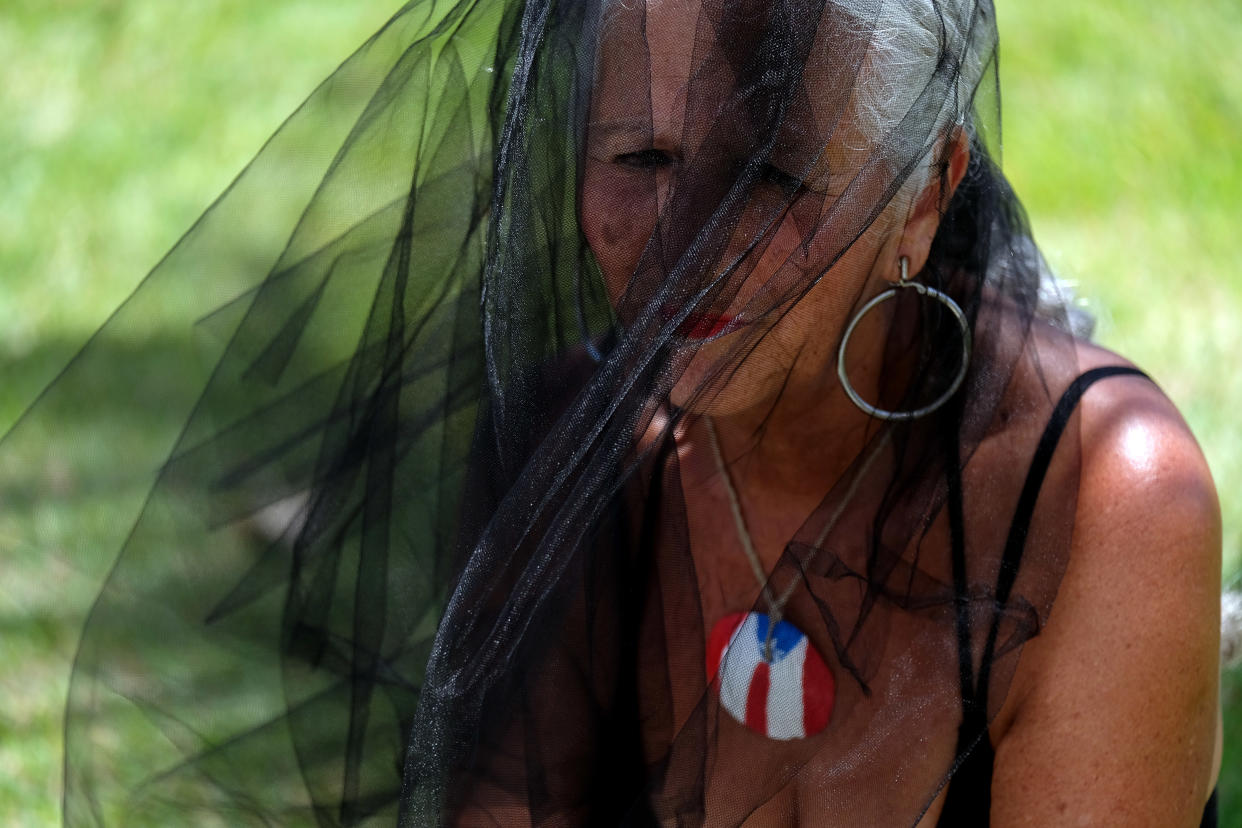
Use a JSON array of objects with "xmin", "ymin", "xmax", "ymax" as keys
[{"xmin": 3, "ymin": 0, "xmax": 1091, "ymax": 824}]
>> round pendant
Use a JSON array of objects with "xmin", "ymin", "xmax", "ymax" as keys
[{"xmin": 706, "ymin": 612, "xmax": 835, "ymax": 740}]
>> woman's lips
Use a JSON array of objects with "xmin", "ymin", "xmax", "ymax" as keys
[
  {"xmin": 661, "ymin": 305, "xmax": 736, "ymax": 339},
  {"xmin": 683, "ymin": 313, "xmax": 734, "ymax": 339}
]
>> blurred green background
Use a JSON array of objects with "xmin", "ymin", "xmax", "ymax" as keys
[{"xmin": 0, "ymin": 0, "xmax": 1239, "ymax": 823}]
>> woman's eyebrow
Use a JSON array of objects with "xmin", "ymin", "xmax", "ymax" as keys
[{"xmin": 587, "ymin": 119, "xmax": 654, "ymax": 142}]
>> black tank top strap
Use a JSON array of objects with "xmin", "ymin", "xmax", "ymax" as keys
[
  {"xmin": 999, "ymin": 367, "xmax": 1151, "ymax": 598},
  {"xmin": 935, "ymin": 365, "xmax": 1158, "ymax": 826},
  {"xmin": 977, "ymin": 365, "xmax": 1152, "ymax": 705}
]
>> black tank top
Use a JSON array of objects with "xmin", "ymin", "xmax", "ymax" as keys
[{"xmin": 935, "ymin": 366, "xmax": 1218, "ymax": 827}]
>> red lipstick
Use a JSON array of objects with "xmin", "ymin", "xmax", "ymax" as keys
[
  {"xmin": 659, "ymin": 304, "xmax": 739, "ymax": 340},
  {"xmin": 680, "ymin": 313, "xmax": 734, "ymax": 339}
]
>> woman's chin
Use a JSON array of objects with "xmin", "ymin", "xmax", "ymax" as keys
[{"xmin": 666, "ymin": 360, "xmax": 775, "ymax": 419}]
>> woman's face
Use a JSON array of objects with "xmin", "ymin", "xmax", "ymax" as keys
[{"xmin": 581, "ymin": 0, "xmax": 907, "ymax": 417}]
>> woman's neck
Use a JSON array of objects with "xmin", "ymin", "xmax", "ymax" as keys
[{"xmin": 678, "ymin": 369, "xmax": 881, "ymax": 504}]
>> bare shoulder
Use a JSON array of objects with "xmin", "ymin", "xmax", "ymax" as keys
[
  {"xmin": 1069, "ymin": 340, "xmax": 1219, "ymax": 580},
  {"xmin": 989, "ymin": 339, "xmax": 1222, "ymax": 826},
  {"xmin": 1070, "ymin": 340, "xmax": 1218, "ymax": 535}
]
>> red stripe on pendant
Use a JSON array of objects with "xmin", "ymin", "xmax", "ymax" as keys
[{"xmin": 745, "ymin": 660, "xmax": 770, "ymax": 734}]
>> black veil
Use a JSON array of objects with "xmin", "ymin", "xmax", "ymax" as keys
[{"xmin": 3, "ymin": 0, "xmax": 1094, "ymax": 824}]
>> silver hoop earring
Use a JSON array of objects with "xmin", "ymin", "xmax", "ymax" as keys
[{"xmin": 836, "ymin": 256, "xmax": 972, "ymax": 421}]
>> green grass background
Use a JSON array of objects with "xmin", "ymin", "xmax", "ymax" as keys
[{"xmin": 0, "ymin": 0, "xmax": 1239, "ymax": 823}]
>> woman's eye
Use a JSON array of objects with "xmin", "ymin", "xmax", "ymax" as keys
[
  {"xmin": 728, "ymin": 159, "xmax": 809, "ymax": 194},
  {"xmin": 759, "ymin": 163, "xmax": 804, "ymax": 193},
  {"xmin": 614, "ymin": 149, "xmax": 674, "ymax": 169}
]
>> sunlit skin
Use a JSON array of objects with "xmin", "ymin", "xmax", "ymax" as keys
[{"xmin": 573, "ymin": 1, "xmax": 1222, "ymax": 826}]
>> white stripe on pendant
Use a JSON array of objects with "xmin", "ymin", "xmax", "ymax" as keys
[
  {"xmin": 718, "ymin": 614, "xmax": 762, "ymax": 726},
  {"xmin": 766, "ymin": 636, "xmax": 808, "ymax": 740}
]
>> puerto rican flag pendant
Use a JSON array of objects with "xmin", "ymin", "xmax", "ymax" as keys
[{"xmin": 706, "ymin": 612, "xmax": 835, "ymax": 740}]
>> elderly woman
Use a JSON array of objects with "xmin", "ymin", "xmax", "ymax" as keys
[{"xmin": 27, "ymin": 0, "xmax": 1218, "ymax": 825}]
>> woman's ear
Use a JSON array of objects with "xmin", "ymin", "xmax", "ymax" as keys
[{"xmin": 898, "ymin": 127, "xmax": 971, "ymax": 275}]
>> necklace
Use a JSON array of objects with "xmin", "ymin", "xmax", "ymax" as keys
[{"xmin": 702, "ymin": 417, "xmax": 890, "ymax": 740}]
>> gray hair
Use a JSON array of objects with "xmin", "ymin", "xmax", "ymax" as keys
[
  {"xmin": 829, "ymin": 0, "xmax": 995, "ymax": 202},
  {"xmin": 842, "ymin": 0, "xmax": 994, "ymax": 137}
]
